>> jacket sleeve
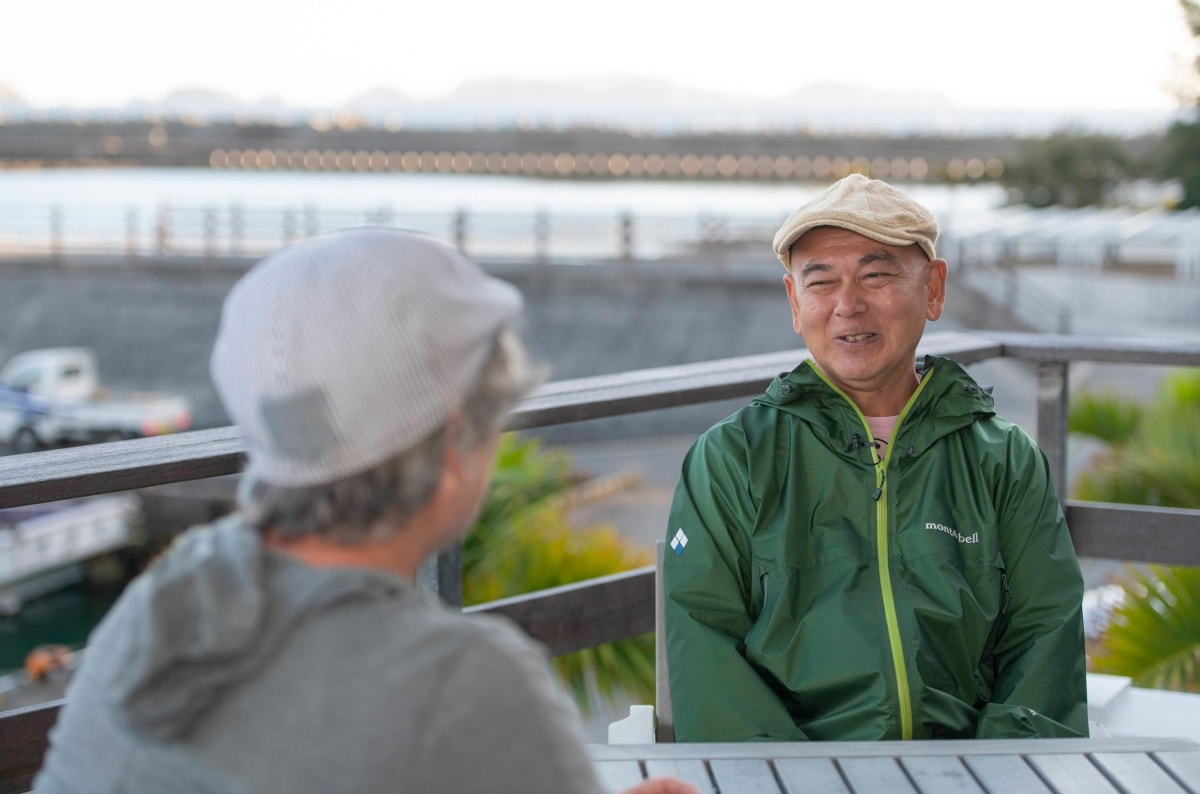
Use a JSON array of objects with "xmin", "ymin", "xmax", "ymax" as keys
[
  {"xmin": 975, "ymin": 431, "xmax": 1089, "ymax": 738},
  {"xmin": 663, "ymin": 422, "xmax": 808, "ymax": 741}
]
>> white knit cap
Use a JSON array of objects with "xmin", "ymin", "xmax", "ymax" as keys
[{"xmin": 210, "ymin": 228, "xmax": 522, "ymax": 487}]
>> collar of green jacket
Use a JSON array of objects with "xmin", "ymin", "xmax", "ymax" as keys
[{"xmin": 752, "ymin": 354, "xmax": 996, "ymax": 458}]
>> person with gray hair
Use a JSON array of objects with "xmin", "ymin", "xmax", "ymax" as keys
[{"xmin": 34, "ymin": 229, "xmax": 694, "ymax": 794}]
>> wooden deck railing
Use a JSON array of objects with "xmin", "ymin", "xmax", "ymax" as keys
[{"xmin": 2, "ymin": 330, "xmax": 1200, "ymax": 792}]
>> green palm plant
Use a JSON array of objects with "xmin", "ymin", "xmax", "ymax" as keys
[
  {"xmin": 1073, "ymin": 371, "xmax": 1200, "ymax": 508},
  {"xmin": 462, "ymin": 433, "xmax": 655, "ymax": 715},
  {"xmin": 1072, "ymin": 369, "xmax": 1200, "ymax": 689},
  {"xmin": 1093, "ymin": 565, "xmax": 1200, "ymax": 692},
  {"xmin": 1068, "ymin": 391, "xmax": 1143, "ymax": 446}
]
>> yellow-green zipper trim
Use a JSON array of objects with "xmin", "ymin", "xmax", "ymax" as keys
[{"xmin": 810, "ymin": 362, "xmax": 936, "ymax": 741}]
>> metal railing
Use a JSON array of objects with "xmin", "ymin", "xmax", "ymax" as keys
[
  {"xmin": 1, "ymin": 331, "xmax": 1200, "ymax": 791},
  {"xmin": 0, "ymin": 202, "xmax": 786, "ymax": 270}
]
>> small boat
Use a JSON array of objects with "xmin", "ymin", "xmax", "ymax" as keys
[{"xmin": 0, "ymin": 494, "xmax": 140, "ymax": 615}]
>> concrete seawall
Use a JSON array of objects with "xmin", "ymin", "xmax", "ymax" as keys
[
  {"xmin": 1, "ymin": 258, "xmax": 805, "ymax": 441},
  {"xmin": 9, "ymin": 254, "xmax": 1105, "ymax": 446}
]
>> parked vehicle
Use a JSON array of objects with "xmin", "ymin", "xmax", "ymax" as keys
[
  {"xmin": 0, "ymin": 494, "xmax": 141, "ymax": 615},
  {"xmin": 0, "ymin": 348, "xmax": 191, "ymax": 453}
]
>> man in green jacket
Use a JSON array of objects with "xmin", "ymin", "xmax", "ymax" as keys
[{"xmin": 663, "ymin": 174, "xmax": 1088, "ymax": 741}]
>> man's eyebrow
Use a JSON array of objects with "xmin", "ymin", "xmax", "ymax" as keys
[
  {"xmin": 799, "ymin": 262, "xmax": 832, "ymax": 277},
  {"xmin": 859, "ymin": 251, "xmax": 902, "ymax": 266},
  {"xmin": 799, "ymin": 251, "xmax": 902, "ymax": 277}
]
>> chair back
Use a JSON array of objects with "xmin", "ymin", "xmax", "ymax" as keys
[{"xmin": 654, "ymin": 539, "xmax": 674, "ymax": 742}]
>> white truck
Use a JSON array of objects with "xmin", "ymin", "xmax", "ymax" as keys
[{"xmin": 0, "ymin": 348, "xmax": 192, "ymax": 453}]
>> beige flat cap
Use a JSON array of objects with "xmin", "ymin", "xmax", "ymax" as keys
[{"xmin": 772, "ymin": 173, "xmax": 938, "ymax": 269}]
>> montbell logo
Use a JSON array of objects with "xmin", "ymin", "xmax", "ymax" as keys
[{"xmin": 926, "ymin": 521, "xmax": 979, "ymax": 544}]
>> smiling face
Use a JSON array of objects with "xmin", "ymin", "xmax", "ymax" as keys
[{"xmin": 783, "ymin": 226, "xmax": 947, "ymax": 416}]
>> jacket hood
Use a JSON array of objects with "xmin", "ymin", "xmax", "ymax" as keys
[
  {"xmin": 81, "ymin": 518, "xmax": 405, "ymax": 741},
  {"xmin": 753, "ymin": 355, "xmax": 996, "ymax": 458}
]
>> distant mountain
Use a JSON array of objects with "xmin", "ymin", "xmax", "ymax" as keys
[
  {"xmin": 448, "ymin": 75, "xmax": 730, "ymax": 106},
  {"xmin": 402, "ymin": 75, "xmax": 756, "ymax": 132},
  {"xmin": 330, "ymin": 76, "xmax": 1177, "ymax": 135},
  {"xmin": 123, "ymin": 88, "xmax": 302, "ymax": 123},
  {"xmin": 343, "ymin": 87, "xmax": 415, "ymax": 124},
  {"xmin": 783, "ymin": 82, "xmax": 951, "ymax": 110},
  {"xmin": 0, "ymin": 77, "xmax": 1180, "ymax": 135},
  {"xmin": 330, "ymin": 76, "xmax": 969, "ymax": 133},
  {"xmin": 164, "ymin": 88, "xmax": 244, "ymax": 114},
  {"xmin": 346, "ymin": 87, "xmax": 415, "ymax": 108}
]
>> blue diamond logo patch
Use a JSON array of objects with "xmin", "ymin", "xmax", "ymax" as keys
[{"xmin": 670, "ymin": 528, "xmax": 688, "ymax": 556}]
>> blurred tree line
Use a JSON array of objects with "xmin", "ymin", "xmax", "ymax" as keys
[
  {"xmin": 998, "ymin": 131, "xmax": 1145, "ymax": 208},
  {"xmin": 999, "ymin": 0, "xmax": 1200, "ymax": 209}
]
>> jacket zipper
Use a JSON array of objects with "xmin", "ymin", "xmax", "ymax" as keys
[
  {"xmin": 873, "ymin": 453, "xmax": 911, "ymax": 739},
  {"xmin": 812, "ymin": 364, "xmax": 935, "ymax": 741}
]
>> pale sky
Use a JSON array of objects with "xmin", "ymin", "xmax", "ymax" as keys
[{"xmin": 3, "ymin": 0, "xmax": 1195, "ymax": 111}]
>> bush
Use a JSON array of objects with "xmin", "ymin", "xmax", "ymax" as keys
[
  {"xmin": 1068, "ymin": 391, "xmax": 1143, "ymax": 445},
  {"xmin": 462, "ymin": 434, "xmax": 654, "ymax": 714},
  {"xmin": 1073, "ymin": 369, "xmax": 1200, "ymax": 690},
  {"xmin": 1091, "ymin": 565, "xmax": 1200, "ymax": 693}
]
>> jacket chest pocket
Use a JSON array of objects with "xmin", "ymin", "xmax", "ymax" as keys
[
  {"xmin": 897, "ymin": 511, "xmax": 998, "ymax": 570},
  {"xmin": 898, "ymin": 523, "xmax": 1007, "ymax": 621}
]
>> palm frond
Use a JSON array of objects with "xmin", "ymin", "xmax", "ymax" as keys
[
  {"xmin": 1077, "ymin": 371, "xmax": 1200, "ymax": 693},
  {"xmin": 1093, "ymin": 565, "xmax": 1200, "ymax": 693},
  {"xmin": 1068, "ymin": 391, "xmax": 1143, "ymax": 444},
  {"xmin": 461, "ymin": 433, "xmax": 655, "ymax": 715},
  {"xmin": 1070, "ymin": 380, "xmax": 1200, "ymax": 509}
]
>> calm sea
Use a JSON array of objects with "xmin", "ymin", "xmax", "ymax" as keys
[
  {"xmin": 0, "ymin": 168, "xmax": 1007, "ymax": 215},
  {"xmin": 0, "ymin": 585, "xmax": 121, "ymax": 675}
]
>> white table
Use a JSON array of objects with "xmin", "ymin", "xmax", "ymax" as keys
[{"xmin": 588, "ymin": 737, "xmax": 1200, "ymax": 793}]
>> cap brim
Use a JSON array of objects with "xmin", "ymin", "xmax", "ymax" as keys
[{"xmin": 773, "ymin": 219, "xmax": 935, "ymax": 268}]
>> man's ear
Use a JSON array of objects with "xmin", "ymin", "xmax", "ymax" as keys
[
  {"xmin": 783, "ymin": 272, "xmax": 804, "ymax": 335},
  {"xmin": 925, "ymin": 258, "xmax": 948, "ymax": 321},
  {"xmin": 436, "ymin": 413, "xmax": 467, "ymax": 491}
]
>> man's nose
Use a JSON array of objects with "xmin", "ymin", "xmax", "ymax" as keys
[{"xmin": 833, "ymin": 283, "xmax": 867, "ymax": 316}]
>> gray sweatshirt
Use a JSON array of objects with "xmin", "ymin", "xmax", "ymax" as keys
[{"xmin": 34, "ymin": 518, "xmax": 604, "ymax": 793}]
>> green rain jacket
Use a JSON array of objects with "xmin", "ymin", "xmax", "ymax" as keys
[{"xmin": 664, "ymin": 355, "xmax": 1088, "ymax": 741}]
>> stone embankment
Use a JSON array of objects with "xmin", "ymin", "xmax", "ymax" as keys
[{"xmin": 0, "ymin": 257, "xmax": 803, "ymax": 439}]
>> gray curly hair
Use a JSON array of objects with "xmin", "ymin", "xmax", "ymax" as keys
[{"xmin": 239, "ymin": 326, "xmax": 542, "ymax": 543}]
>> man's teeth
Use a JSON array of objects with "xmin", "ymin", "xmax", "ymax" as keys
[{"xmin": 842, "ymin": 333, "xmax": 873, "ymax": 342}]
